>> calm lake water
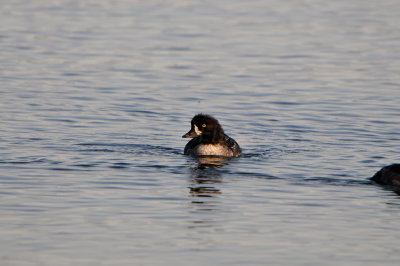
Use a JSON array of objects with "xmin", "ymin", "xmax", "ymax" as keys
[{"xmin": 1, "ymin": 0, "xmax": 400, "ymax": 265}]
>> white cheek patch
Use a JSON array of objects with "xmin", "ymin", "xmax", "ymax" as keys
[{"xmin": 194, "ymin": 124, "xmax": 202, "ymax": 136}]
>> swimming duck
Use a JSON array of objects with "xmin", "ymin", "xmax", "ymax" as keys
[
  {"xmin": 182, "ymin": 114, "xmax": 242, "ymax": 157},
  {"xmin": 371, "ymin": 164, "xmax": 400, "ymax": 186}
]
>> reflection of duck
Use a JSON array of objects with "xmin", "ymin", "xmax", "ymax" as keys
[
  {"xmin": 371, "ymin": 164, "xmax": 400, "ymax": 186},
  {"xmin": 194, "ymin": 156, "xmax": 231, "ymax": 169},
  {"xmin": 189, "ymin": 174, "xmax": 222, "ymax": 199},
  {"xmin": 188, "ymin": 173, "xmax": 222, "ymax": 229},
  {"xmin": 182, "ymin": 114, "xmax": 241, "ymax": 157}
]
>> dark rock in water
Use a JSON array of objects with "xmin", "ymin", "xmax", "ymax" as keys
[{"xmin": 371, "ymin": 164, "xmax": 400, "ymax": 186}]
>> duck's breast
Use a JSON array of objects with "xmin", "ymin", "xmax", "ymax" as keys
[{"xmin": 194, "ymin": 144, "xmax": 233, "ymax": 157}]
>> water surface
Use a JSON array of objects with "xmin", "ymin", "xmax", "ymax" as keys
[{"xmin": 1, "ymin": 0, "xmax": 400, "ymax": 265}]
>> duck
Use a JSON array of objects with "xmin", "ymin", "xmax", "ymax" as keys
[
  {"xmin": 182, "ymin": 114, "xmax": 242, "ymax": 157},
  {"xmin": 371, "ymin": 164, "xmax": 400, "ymax": 186}
]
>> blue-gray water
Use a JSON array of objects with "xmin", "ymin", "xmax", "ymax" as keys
[{"xmin": 1, "ymin": 0, "xmax": 400, "ymax": 265}]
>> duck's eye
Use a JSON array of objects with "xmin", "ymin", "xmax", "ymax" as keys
[{"xmin": 202, "ymin": 124, "xmax": 206, "ymax": 128}]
